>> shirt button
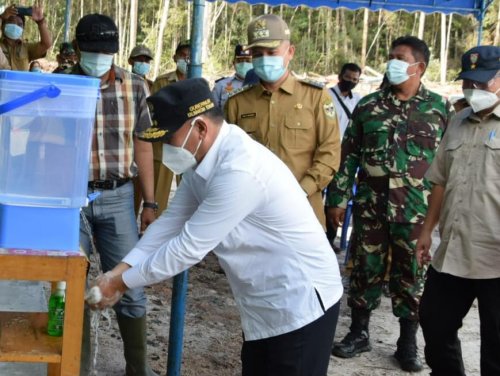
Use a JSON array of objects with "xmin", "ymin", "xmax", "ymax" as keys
[
  {"xmin": 297, "ymin": 122, "xmax": 301, "ymax": 126},
  {"xmin": 270, "ymin": 100, "xmax": 275, "ymax": 104},
  {"xmin": 270, "ymin": 123, "xmax": 275, "ymax": 128}
]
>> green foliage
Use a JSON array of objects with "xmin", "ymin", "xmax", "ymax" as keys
[{"xmin": 4, "ymin": 0, "xmax": 497, "ymax": 80}]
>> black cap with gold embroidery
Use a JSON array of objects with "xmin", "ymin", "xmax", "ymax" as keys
[
  {"xmin": 139, "ymin": 78, "xmax": 216, "ymax": 142},
  {"xmin": 457, "ymin": 46, "xmax": 500, "ymax": 83}
]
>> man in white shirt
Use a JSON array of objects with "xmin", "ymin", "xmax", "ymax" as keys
[
  {"xmin": 328, "ymin": 63, "xmax": 362, "ymax": 139},
  {"xmin": 325, "ymin": 63, "xmax": 362, "ymax": 252},
  {"xmin": 91, "ymin": 78, "xmax": 343, "ymax": 376}
]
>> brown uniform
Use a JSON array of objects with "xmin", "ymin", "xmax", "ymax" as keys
[
  {"xmin": 0, "ymin": 38, "xmax": 45, "ymax": 71},
  {"xmin": 225, "ymin": 73, "xmax": 341, "ymax": 226},
  {"xmin": 151, "ymin": 70, "xmax": 181, "ymax": 215}
]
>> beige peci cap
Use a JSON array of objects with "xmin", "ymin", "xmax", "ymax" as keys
[{"xmin": 245, "ymin": 14, "xmax": 290, "ymax": 50}]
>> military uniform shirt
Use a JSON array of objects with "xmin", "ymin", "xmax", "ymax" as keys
[
  {"xmin": 226, "ymin": 74, "xmax": 340, "ymax": 224},
  {"xmin": 426, "ymin": 105, "xmax": 500, "ymax": 279},
  {"xmin": 212, "ymin": 74, "xmax": 244, "ymax": 110},
  {"xmin": 327, "ymin": 85, "xmax": 452, "ymax": 224}
]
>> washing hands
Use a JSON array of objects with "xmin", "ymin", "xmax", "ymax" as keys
[{"xmin": 85, "ymin": 271, "xmax": 127, "ymax": 310}]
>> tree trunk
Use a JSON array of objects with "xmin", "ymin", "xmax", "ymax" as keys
[
  {"xmin": 494, "ymin": 2, "xmax": 500, "ymax": 46},
  {"xmin": 325, "ymin": 9, "xmax": 332, "ymax": 72},
  {"xmin": 440, "ymin": 13, "xmax": 447, "ymax": 84},
  {"xmin": 361, "ymin": 8, "xmax": 369, "ymax": 68},
  {"xmin": 418, "ymin": 11, "xmax": 425, "ymax": 39},
  {"xmin": 129, "ymin": 0, "xmax": 138, "ymax": 51},
  {"xmin": 153, "ymin": 0, "xmax": 170, "ymax": 78}
]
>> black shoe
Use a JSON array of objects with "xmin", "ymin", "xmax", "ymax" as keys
[
  {"xmin": 394, "ymin": 319, "xmax": 423, "ymax": 372},
  {"xmin": 332, "ymin": 330, "xmax": 372, "ymax": 358}
]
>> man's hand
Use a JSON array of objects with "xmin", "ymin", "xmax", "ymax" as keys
[
  {"xmin": 1, "ymin": 5, "xmax": 17, "ymax": 21},
  {"xmin": 31, "ymin": 5, "xmax": 44, "ymax": 23},
  {"xmin": 87, "ymin": 271, "xmax": 128, "ymax": 310},
  {"xmin": 416, "ymin": 230, "xmax": 433, "ymax": 268},
  {"xmin": 327, "ymin": 207, "xmax": 346, "ymax": 228},
  {"xmin": 140, "ymin": 207, "xmax": 156, "ymax": 233}
]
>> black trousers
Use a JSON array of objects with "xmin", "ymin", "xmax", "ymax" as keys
[
  {"xmin": 241, "ymin": 301, "xmax": 340, "ymax": 376},
  {"xmin": 419, "ymin": 266, "xmax": 500, "ymax": 376}
]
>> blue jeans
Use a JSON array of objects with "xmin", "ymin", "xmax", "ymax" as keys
[{"xmin": 80, "ymin": 181, "xmax": 147, "ymax": 318}]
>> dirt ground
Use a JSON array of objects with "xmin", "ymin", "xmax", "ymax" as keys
[{"xmin": 90, "ymin": 228, "xmax": 481, "ymax": 376}]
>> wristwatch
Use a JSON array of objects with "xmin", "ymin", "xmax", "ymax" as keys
[{"xmin": 143, "ymin": 201, "xmax": 159, "ymax": 210}]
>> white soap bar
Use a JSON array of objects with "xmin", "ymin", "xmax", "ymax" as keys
[{"xmin": 85, "ymin": 286, "xmax": 103, "ymax": 305}]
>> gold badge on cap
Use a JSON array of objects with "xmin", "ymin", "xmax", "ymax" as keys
[
  {"xmin": 470, "ymin": 53, "xmax": 479, "ymax": 69},
  {"xmin": 253, "ymin": 19, "xmax": 270, "ymax": 39}
]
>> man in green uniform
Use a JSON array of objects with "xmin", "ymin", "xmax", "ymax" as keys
[
  {"xmin": 151, "ymin": 41, "xmax": 191, "ymax": 216},
  {"xmin": 226, "ymin": 14, "xmax": 340, "ymax": 226},
  {"xmin": 327, "ymin": 36, "xmax": 452, "ymax": 372}
]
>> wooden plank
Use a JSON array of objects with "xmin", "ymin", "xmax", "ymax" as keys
[
  {"xmin": 0, "ymin": 312, "xmax": 61, "ymax": 363},
  {"xmin": 0, "ymin": 254, "xmax": 76, "ymax": 281}
]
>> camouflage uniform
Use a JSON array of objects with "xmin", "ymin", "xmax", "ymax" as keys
[{"xmin": 327, "ymin": 85, "xmax": 452, "ymax": 320}]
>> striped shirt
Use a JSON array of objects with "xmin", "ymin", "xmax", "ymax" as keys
[{"xmin": 68, "ymin": 64, "xmax": 152, "ymax": 180}]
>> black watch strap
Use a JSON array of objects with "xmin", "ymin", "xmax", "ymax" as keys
[{"xmin": 143, "ymin": 201, "xmax": 159, "ymax": 210}]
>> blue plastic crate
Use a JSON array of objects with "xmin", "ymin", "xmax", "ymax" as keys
[{"xmin": 0, "ymin": 204, "xmax": 80, "ymax": 251}]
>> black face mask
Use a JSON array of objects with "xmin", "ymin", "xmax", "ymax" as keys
[{"xmin": 338, "ymin": 80, "xmax": 357, "ymax": 93}]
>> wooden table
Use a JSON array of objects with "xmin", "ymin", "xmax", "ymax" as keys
[{"xmin": 0, "ymin": 250, "xmax": 88, "ymax": 376}]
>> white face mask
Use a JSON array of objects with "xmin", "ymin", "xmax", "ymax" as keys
[
  {"xmin": 162, "ymin": 117, "xmax": 203, "ymax": 175},
  {"xmin": 386, "ymin": 59, "xmax": 419, "ymax": 85},
  {"xmin": 463, "ymin": 88, "xmax": 500, "ymax": 113}
]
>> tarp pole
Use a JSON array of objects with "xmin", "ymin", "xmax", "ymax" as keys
[
  {"xmin": 64, "ymin": 0, "xmax": 72, "ymax": 42},
  {"xmin": 477, "ymin": 0, "xmax": 487, "ymax": 45},
  {"xmin": 166, "ymin": 2, "xmax": 205, "ymax": 375}
]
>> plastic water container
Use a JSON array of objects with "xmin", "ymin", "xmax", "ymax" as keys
[
  {"xmin": 0, "ymin": 70, "xmax": 99, "ymax": 251},
  {"xmin": 0, "ymin": 70, "xmax": 100, "ymax": 208}
]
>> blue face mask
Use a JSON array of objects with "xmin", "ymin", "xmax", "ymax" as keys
[
  {"xmin": 80, "ymin": 51, "xmax": 114, "ymax": 77},
  {"xmin": 252, "ymin": 56, "xmax": 287, "ymax": 83},
  {"xmin": 176, "ymin": 59, "xmax": 188, "ymax": 75},
  {"xmin": 30, "ymin": 67, "xmax": 42, "ymax": 73},
  {"xmin": 4, "ymin": 23, "xmax": 23, "ymax": 40},
  {"xmin": 386, "ymin": 59, "xmax": 418, "ymax": 85},
  {"xmin": 132, "ymin": 61, "xmax": 150, "ymax": 76},
  {"xmin": 235, "ymin": 62, "xmax": 253, "ymax": 79}
]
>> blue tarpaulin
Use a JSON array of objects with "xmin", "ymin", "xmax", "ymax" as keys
[{"xmin": 220, "ymin": 0, "xmax": 492, "ymax": 19}]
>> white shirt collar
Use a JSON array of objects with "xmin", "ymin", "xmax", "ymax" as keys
[{"xmin": 195, "ymin": 121, "xmax": 229, "ymax": 181}]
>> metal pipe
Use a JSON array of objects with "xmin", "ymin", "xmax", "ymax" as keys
[
  {"xmin": 166, "ymin": 2, "xmax": 205, "ymax": 375},
  {"xmin": 188, "ymin": 0, "xmax": 205, "ymax": 79},
  {"xmin": 63, "ymin": 0, "xmax": 72, "ymax": 43}
]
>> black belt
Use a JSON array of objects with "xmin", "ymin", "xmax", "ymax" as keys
[{"xmin": 88, "ymin": 178, "xmax": 131, "ymax": 190}]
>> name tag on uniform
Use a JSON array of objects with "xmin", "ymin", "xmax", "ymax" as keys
[{"xmin": 241, "ymin": 113, "xmax": 256, "ymax": 119}]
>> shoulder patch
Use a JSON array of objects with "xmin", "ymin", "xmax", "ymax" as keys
[
  {"xmin": 227, "ymin": 84, "xmax": 255, "ymax": 98},
  {"xmin": 298, "ymin": 78, "xmax": 325, "ymax": 89},
  {"xmin": 215, "ymin": 76, "xmax": 227, "ymax": 83}
]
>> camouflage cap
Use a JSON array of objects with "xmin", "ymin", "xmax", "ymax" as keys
[
  {"xmin": 245, "ymin": 14, "xmax": 290, "ymax": 50},
  {"xmin": 59, "ymin": 42, "xmax": 76, "ymax": 56},
  {"xmin": 129, "ymin": 45, "xmax": 153, "ymax": 59}
]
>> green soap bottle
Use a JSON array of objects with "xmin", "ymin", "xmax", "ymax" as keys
[{"xmin": 47, "ymin": 281, "xmax": 66, "ymax": 336}]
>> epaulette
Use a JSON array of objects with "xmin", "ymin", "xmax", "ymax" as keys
[
  {"xmin": 227, "ymin": 83, "xmax": 255, "ymax": 98},
  {"xmin": 298, "ymin": 77, "xmax": 325, "ymax": 89},
  {"xmin": 215, "ymin": 76, "xmax": 227, "ymax": 83}
]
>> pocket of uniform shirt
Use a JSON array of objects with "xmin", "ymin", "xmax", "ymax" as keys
[
  {"xmin": 484, "ymin": 138, "xmax": 500, "ymax": 150},
  {"xmin": 444, "ymin": 139, "xmax": 464, "ymax": 152},
  {"xmin": 238, "ymin": 116, "xmax": 258, "ymax": 135},
  {"xmin": 406, "ymin": 125, "xmax": 437, "ymax": 157},
  {"xmin": 283, "ymin": 113, "xmax": 313, "ymax": 149}
]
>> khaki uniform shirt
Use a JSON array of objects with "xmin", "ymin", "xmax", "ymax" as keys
[
  {"xmin": 225, "ymin": 74, "xmax": 341, "ymax": 225},
  {"xmin": 426, "ymin": 105, "xmax": 500, "ymax": 279},
  {"xmin": 0, "ymin": 37, "xmax": 45, "ymax": 71},
  {"xmin": 151, "ymin": 70, "xmax": 179, "ymax": 162}
]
